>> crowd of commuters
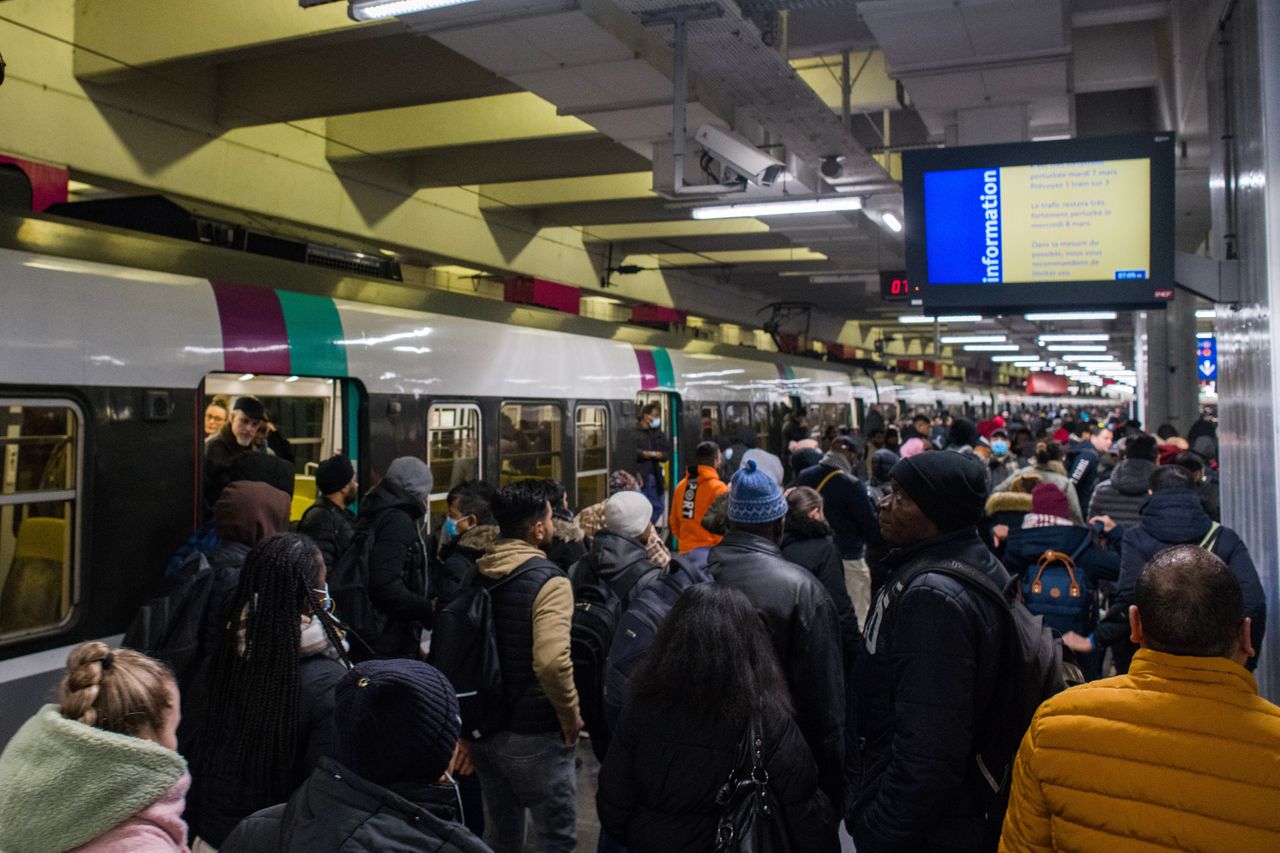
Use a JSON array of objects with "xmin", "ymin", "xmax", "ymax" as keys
[{"xmin": 1, "ymin": 396, "xmax": 1277, "ymax": 853}]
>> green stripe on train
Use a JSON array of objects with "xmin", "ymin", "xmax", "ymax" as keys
[
  {"xmin": 652, "ymin": 347, "xmax": 676, "ymax": 389},
  {"xmin": 277, "ymin": 290, "xmax": 349, "ymax": 377}
]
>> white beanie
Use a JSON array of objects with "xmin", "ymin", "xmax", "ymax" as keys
[
  {"xmin": 605, "ymin": 491, "xmax": 652, "ymax": 539},
  {"xmin": 739, "ymin": 449, "xmax": 784, "ymax": 486}
]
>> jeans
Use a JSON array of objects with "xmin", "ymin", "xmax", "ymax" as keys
[
  {"xmin": 641, "ymin": 474, "xmax": 665, "ymax": 526},
  {"xmin": 470, "ymin": 730, "xmax": 577, "ymax": 853},
  {"xmin": 843, "ymin": 557, "xmax": 872, "ymax": 629}
]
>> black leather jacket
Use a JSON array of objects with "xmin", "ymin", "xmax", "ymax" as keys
[
  {"xmin": 847, "ymin": 528, "xmax": 1009, "ymax": 853},
  {"xmin": 707, "ymin": 530, "xmax": 845, "ymax": 811}
]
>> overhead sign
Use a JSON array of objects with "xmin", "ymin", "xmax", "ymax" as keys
[{"xmin": 1197, "ymin": 336, "xmax": 1217, "ymax": 381}]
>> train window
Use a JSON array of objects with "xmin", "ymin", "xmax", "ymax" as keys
[
  {"xmin": 700, "ymin": 404, "xmax": 721, "ymax": 441},
  {"xmin": 753, "ymin": 402, "xmax": 770, "ymax": 449},
  {"xmin": 724, "ymin": 403, "xmax": 748, "ymax": 439},
  {"xmin": 0, "ymin": 400, "xmax": 83, "ymax": 644},
  {"xmin": 427, "ymin": 404, "xmax": 482, "ymax": 516},
  {"xmin": 500, "ymin": 402, "xmax": 562, "ymax": 485},
  {"xmin": 205, "ymin": 374, "xmax": 350, "ymax": 521},
  {"xmin": 575, "ymin": 405, "xmax": 609, "ymax": 508}
]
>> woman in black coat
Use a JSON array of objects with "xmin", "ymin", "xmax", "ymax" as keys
[
  {"xmin": 597, "ymin": 584, "xmax": 835, "ymax": 853},
  {"xmin": 780, "ymin": 486, "xmax": 861, "ymax": 653}
]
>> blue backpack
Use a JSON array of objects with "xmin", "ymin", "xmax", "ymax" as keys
[
  {"xmin": 602, "ymin": 556, "xmax": 711, "ymax": 730},
  {"xmin": 1020, "ymin": 533, "xmax": 1093, "ymax": 635}
]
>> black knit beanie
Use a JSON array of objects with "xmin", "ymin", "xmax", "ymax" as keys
[{"xmin": 890, "ymin": 451, "xmax": 988, "ymax": 532}]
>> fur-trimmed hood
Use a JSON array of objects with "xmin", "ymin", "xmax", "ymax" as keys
[
  {"xmin": 985, "ymin": 491, "xmax": 1033, "ymax": 516},
  {"xmin": 455, "ymin": 523, "xmax": 500, "ymax": 553},
  {"xmin": 553, "ymin": 516, "xmax": 585, "ymax": 543}
]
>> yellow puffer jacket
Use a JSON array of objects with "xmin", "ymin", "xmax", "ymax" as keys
[{"xmin": 1000, "ymin": 649, "xmax": 1280, "ymax": 852}]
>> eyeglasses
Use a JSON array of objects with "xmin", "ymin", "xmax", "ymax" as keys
[{"xmin": 311, "ymin": 586, "xmax": 334, "ymax": 613}]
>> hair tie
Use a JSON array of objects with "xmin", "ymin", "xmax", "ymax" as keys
[{"xmin": 101, "ymin": 652, "xmax": 115, "ymax": 671}]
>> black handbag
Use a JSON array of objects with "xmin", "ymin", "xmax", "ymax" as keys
[{"xmin": 714, "ymin": 717, "xmax": 793, "ymax": 853}]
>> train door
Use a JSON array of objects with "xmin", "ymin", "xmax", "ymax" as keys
[
  {"xmin": 203, "ymin": 373, "xmax": 360, "ymax": 520},
  {"xmin": 634, "ymin": 391, "xmax": 679, "ymax": 527}
]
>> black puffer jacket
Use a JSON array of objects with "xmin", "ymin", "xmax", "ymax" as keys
[
  {"xmin": 221, "ymin": 758, "xmax": 491, "ymax": 852},
  {"xmin": 848, "ymin": 528, "xmax": 1009, "ymax": 853},
  {"xmin": 434, "ymin": 524, "xmax": 499, "ymax": 607},
  {"xmin": 781, "ymin": 515, "xmax": 861, "ymax": 659},
  {"xmin": 796, "ymin": 457, "xmax": 883, "ymax": 560},
  {"xmin": 360, "ymin": 479, "xmax": 433, "ymax": 659},
  {"xmin": 575, "ymin": 528, "xmax": 659, "ymax": 606},
  {"xmin": 1105, "ymin": 488, "xmax": 1266, "ymax": 669},
  {"xmin": 1086, "ymin": 458, "xmax": 1156, "ymax": 529},
  {"xmin": 297, "ymin": 499, "xmax": 356, "ymax": 572},
  {"xmin": 707, "ymin": 530, "xmax": 845, "ymax": 808},
  {"xmin": 597, "ymin": 699, "xmax": 835, "ymax": 853}
]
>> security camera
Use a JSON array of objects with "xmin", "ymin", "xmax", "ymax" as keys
[
  {"xmin": 695, "ymin": 125, "xmax": 785, "ymax": 187},
  {"xmin": 820, "ymin": 155, "xmax": 845, "ymax": 179}
]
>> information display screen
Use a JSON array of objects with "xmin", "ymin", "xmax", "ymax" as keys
[{"xmin": 904, "ymin": 134, "xmax": 1174, "ymax": 311}]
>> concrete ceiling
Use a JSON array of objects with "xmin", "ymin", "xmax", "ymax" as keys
[{"xmin": 47, "ymin": 0, "xmax": 1212, "ymax": 365}]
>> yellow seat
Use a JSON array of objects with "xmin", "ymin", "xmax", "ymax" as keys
[
  {"xmin": 3, "ymin": 517, "xmax": 68, "ymax": 632},
  {"xmin": 291, "ymin": 475, "xmax": 317, "ymax": 522},
  {"xmin": 14, "ymin": 517, "xmax": 66, "ymax": 564}
]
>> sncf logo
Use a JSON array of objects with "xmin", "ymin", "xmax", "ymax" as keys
[{"xmin": 1154, "ymin": 289, "xmax": 1173, "ymax": 299}]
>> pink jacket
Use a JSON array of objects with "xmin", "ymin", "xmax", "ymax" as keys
[{"xmin": 74, "ymin": 772, "xmax": 192, "ymax": 853}]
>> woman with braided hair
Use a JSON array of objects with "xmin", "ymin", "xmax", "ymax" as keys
[
  {"xmin": 0, "ymin": 642, "xmax": 190, "ymax": 852},
  {"xmin": 185, "ymin": 533, "xmax": 350, "ymax": 849}
]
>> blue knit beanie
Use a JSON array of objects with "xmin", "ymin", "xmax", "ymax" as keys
[{"xmin": 728, "ymin": 458, "xmax": 788, "ymax": 524}]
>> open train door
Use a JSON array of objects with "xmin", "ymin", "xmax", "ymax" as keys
[{"xmin": 633, "ymin": 390, "xmax": 680, "ymax": 532}]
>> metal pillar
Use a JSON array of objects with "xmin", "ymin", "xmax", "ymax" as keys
[{"xmin": 1137, "ymin": 297, "xmax": 1199, "ymax": 433}]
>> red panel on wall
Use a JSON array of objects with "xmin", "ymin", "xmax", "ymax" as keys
[
  {"xmin": 1027, "ymin": 372, "xmax": 1069, "ymax": 395},
  {"xmin": 630, "ymin": 304, "xmax": 687, "ymax": 325},
  {"xmin": 504, "ymin": 277, "xmax": 581, "ymax": 315},
  {"xmin": 0, "ymin": 156, "xmax": 69, "ymax": 212}
]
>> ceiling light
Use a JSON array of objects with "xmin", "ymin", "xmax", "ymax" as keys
[
  {"xmin": 1037, "ymin": 333, "xmax": 1109, "ymax": 342},
  {"xmin": 1196, "ymin": 331, "xmax": 1214, "ymax": 339},
  {"xmin": 691, "ymin": 196, "xmax": 863, "ymax": 220},
  {"xmin": 1045, "ymin": 344, "xmax": 1107, "ymax": 352},
  {"xmin": 1196, "ymin": 309, "xmax": 1216, "ymax": 319},
  {"xmin": 809, "ymin": 275, "xmax": 862, "ymax": 284},
  {"xmin": 1068, "ymin": 355, "xmax": 1123, "ymax": 362},
  {"xmin": 238, "ymin": 373, "xmax": 255, "ymax": 381},
  {"xmin": 964, "ymin": 344, "xmax": 1020, "ymax": 352},
  {"xmin": 898, "ymin": 314, "xmax": 985, "ymax": 324},
  {"xmin": 941, "ymin": 334, "xmax": 1007, "ymax": 344},
  {"xmin": 881, "ymin": 212, "xmax": 903, "ymax": 232},
  {"xmin": 991, "ymin": 355, "xmax": 1035, "ymax": 362},
  {"xmin": 348, "ymin": 0, "xmax": 480, "ymax": 19},
  {"xmin": 1025, "ymin": 311, "xmax": 1118, "ymax": 321}
]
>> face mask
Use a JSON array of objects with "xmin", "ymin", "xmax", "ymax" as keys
[
  {"xmin": 442, "ymin": 516, "xmax": 459, "ymax": 540},
  {"xmin": 992, "ymin": 440, "xmax": 1009, "ymax": 456},
  {"xmin": 650, "ymin": 417, "xmax": 662, "ymax": 430}
]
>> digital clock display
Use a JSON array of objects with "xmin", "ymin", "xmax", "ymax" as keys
[{"xmin": 880, "ymin": 270, "xmax": 918, "ymax": 302}]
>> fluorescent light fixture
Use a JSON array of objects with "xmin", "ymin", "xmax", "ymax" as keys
[
  {"xmin": 348, "ymin": 0, "xmax": 481, "ymax": 20},
  {"xmin": 1068, "ymin": 356, "xmax": 1123, "ymax": 363},
  {"xmin": 286, "ymin": 375, "xmax": 300, "ymax": 383},
  {"xmin": 1196, "ymin": 309, "xmax": 1216, "ymax": 319},
  {"xmin": 1037, "ymin": 333, "xmax": 1109, "ymax": 342},
  {"xmin": 238, "ymin": 373, "xmax": 255, "ymax": 381},
  {"xmin": 1045, "ymin": 344, "xmax": 1107, "ymax": 352},
  {"xmin": 964, "ymin": 344, "xmax": 1020, "ymax": 352},
  {"xmin": 1196, "ymin": 331, "xmax": 1214, "ymax": 339},
  {"xmin": 898, "ymin": 314, "xmax": 984, "ymax": 324},
  {"xmin": 941, "ymin": 334, "xmax": 1007, "ymax": 344},
  {"xmin": 691, "ymin": 196, "xmax": 863, "ymax": 220},
  {"xmin": 990, "ymin": 355, "xmax": 1029, "ymax": 362},
  {"xmin": 1025, "ymin": 311, "xmax": 1118, "ymax": 321},
  {"xmin": 881, "ymin": 212, "xmax": 903, "ymax": 232},
  {"xmin": 810, "ymin": 275, "xmax": 863, "ymax": 284}
]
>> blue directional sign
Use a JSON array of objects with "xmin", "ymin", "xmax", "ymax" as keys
[{"xmin": 1197, "ymin": 336, "xmax": 1217, "ymax": 381}]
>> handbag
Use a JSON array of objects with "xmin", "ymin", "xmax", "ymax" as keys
[{"xmin": 714, "ymin": 716, "xmax": 793, "ymax": 853}]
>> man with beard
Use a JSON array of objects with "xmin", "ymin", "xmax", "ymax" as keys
[{"xmin": 205, "ymin": 396, "xmax": 267, "ymax": 506}]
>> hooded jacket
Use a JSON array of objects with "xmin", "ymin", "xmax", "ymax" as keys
[
  {"xmin": 999, "ymin": 650, "xmax": 1280, "ymax": 852},
  {"xmin": 476, "ymin": 539, "xmax": 579, "ymax": 734},
  {"xmin": 576, "ymin": 528, "xmax": 660, "ymax": 607},
  {"xmin": 0, "ymin": 705, "xmax": 190, "ymax": 853},
  {"xmin": 669, "ymin": 465, "xmax": 730, "ymax": 552},
  {"xmin": 707, "ymin": 530, "xmax": 845, "ymax": 809},
  {"xmin": 545, "ymin": 515, "xmax": 587, "ymax": 573},
  {"xmin": 434, "ymin": 523, "xmax": 500, "ymax": 607},
  {"xmin": 1085, "ymin": 458, "xmax": 1156, "ymax": 529},
  {"xmin": 360, "ymin": 463, "xmax": 434, "ymax": 659},
  {"xmin": 848, "ymin": 528, "xmax": 1010, "ymax": 853},
  {"xmin": 1103, "ymin": 488, "xmax": 1266, "ymax": 668},
  {"xmin": 781, "ymin": 513, "xmax": 861, "ymax": 660},
  {"xmin": 796, "ymin": 453, "xmax": 883, "ymax": 560},
  {"xmin": 220, "ymin": 758, "xmax": 489, "ymax": 853},
  {"xmin": 992, "ymin": 463, "xmax": 1085, "ymax": 526},
  {"xmin": 1065, "ymin": 439, "xmax": 1101, "ymax": 514},
  {"xmin": 597, "ymin": 699, "xmax": 835, "ymax": 853}
]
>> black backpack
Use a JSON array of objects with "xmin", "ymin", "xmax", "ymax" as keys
[
  {"xmin": 327, "ymin": 517, "xmax": 381, "ymax": 660},
  {"xmin": 603, "ymin": 556, "xmax": 712, "ymax": 731},
  {"xmin": 877, "ymin": 558, "xmax": 1078, "ymax": 840},
  {"xmin": 123, "ymin": 551, "xmax": 215, "ymax": 690},
  {"xmin": 432, "ymin": 558, "xmax": 554, "ymax": 741},
  {"xmin": 571, "ymin": 579, "xmax": 621, "ymax": 761}
]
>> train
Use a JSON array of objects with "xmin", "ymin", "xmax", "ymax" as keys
[{"xmin": 0, "ymin": 211, "xmax": 1114, "ymax": 741}]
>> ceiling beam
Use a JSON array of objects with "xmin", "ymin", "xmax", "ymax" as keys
[
  {"xmin": 479, "ymin": 172, "xmax": 655, "ymax": 210},
  {"xmin": 410, "ymin": 137, "xmax": 651, "ymax": 187}
]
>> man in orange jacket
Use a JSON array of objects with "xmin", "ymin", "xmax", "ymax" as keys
[
  {"xmin": 669, "ymin": 441, "xmax": 729, "ymax": 553},
  {"xmin": 1000, "ymin": 544, "xmax": 1280, "ymax": 852}
]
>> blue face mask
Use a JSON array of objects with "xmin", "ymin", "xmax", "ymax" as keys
[
  {"xmin": 650, "ymin": 417, "xmax": 662, "ymax": 430},
  {"xmin": 992, "ymin": 440, "xmax": 1009, "ymax": 456},
  {"xmin": 442, "ymin": 516, "xmax": 459, "ymax": 539}
]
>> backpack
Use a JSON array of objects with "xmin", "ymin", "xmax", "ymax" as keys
[
  {"xmin": 328, "ymin": 517, "xmax": 381, "ymax": 660},
  {"xmin": 572, "ymin": 579, "xmax": 620, "ymax": 761},
  {"xmin": 602, "ymin": 556, "xmax": 712, "ymax": 731},
  {"xmin": 1020, "ymin": 533, "xmax": 1094, "ymax": 635},
  {"xmin": 878, "ymin": 558, "xmax": 1078, "ymax": 841},
  {"xmin": 123, "ymin": 551, "xmax": 215, "ymax": 690},
  {"xmin": 431, "ymin": 557, "xmax": 555, "ymax": 741}
]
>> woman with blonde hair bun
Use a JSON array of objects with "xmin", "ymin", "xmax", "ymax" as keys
[{"xmin": 0, "ymin": 641, "xmax": 189, "ymax": 853}]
